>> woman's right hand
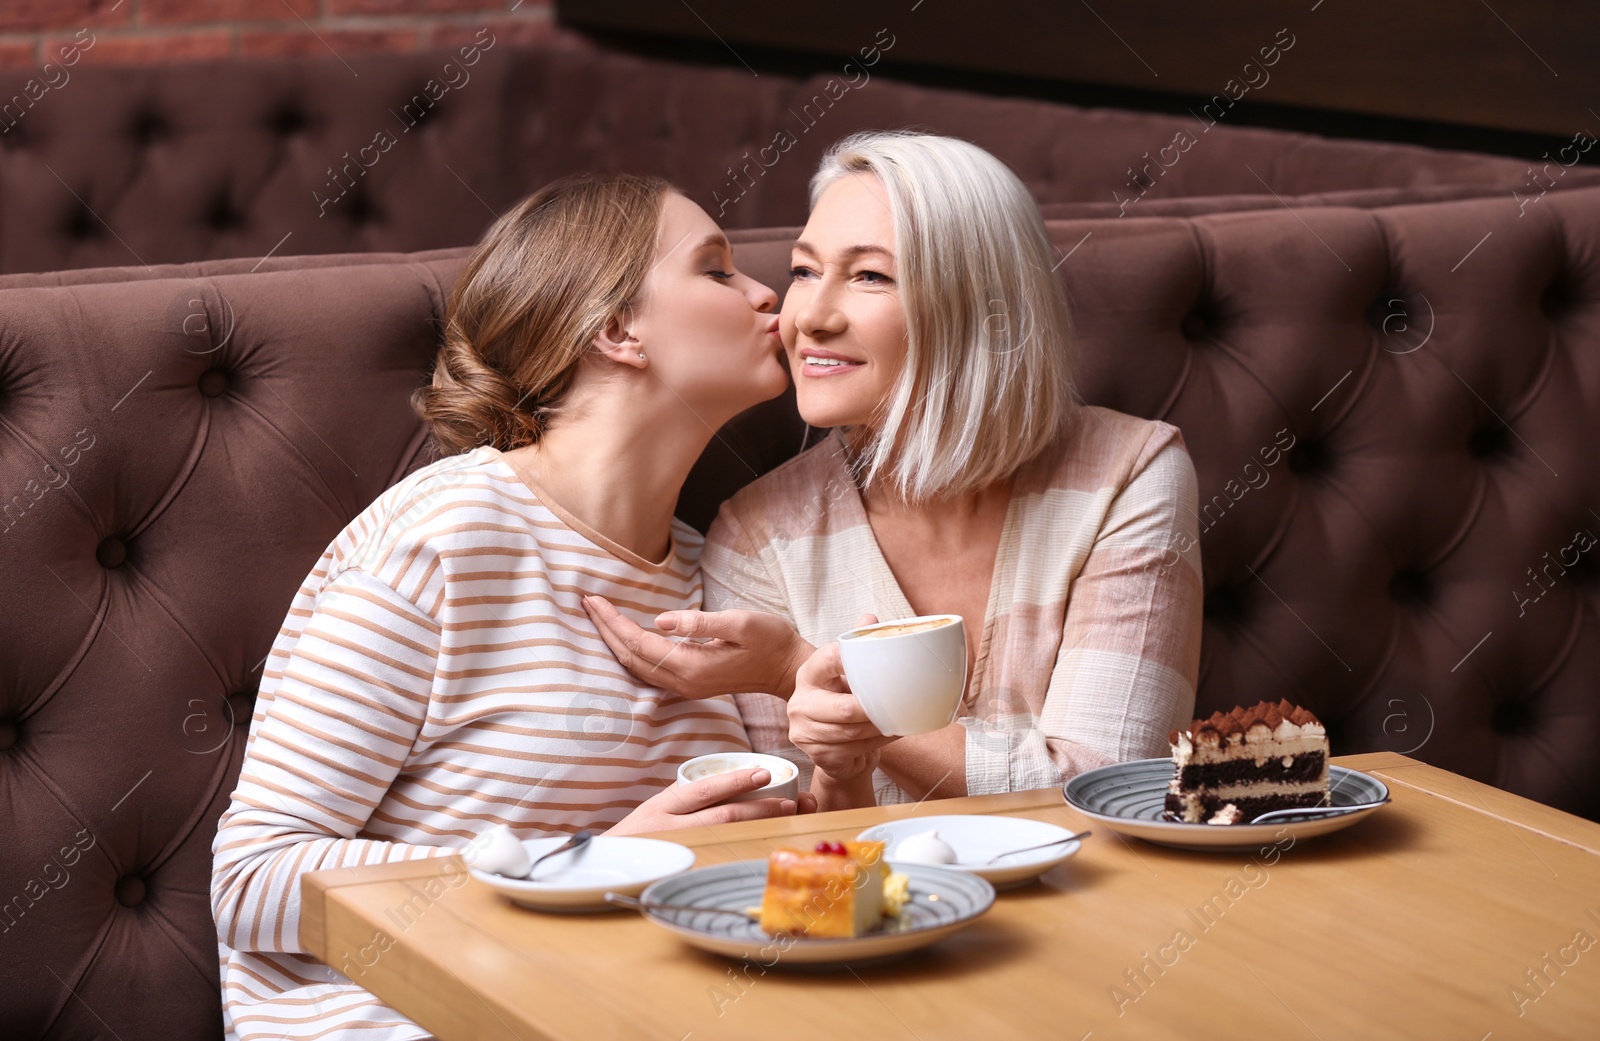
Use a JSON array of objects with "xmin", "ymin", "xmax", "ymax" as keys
[
  {"xmin": 607, "ymin": 768, "xmax": 809, "ymax": 834},
  {"xmin": 582, "ymin": 595, "xmax": 813, "ymax": 700},
  {"xmin": 787, "ymin": 640, "xmax": 895, "ymax": 783}
]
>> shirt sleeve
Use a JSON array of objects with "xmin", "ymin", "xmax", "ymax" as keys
[
  {"xmin": 964, "ymin": 430, "xmax": 1204, "ymax": 795},
  {"xmin": 700, "ymin": 502, "xmax": 807, "ymax": 772},
  {"xmin": 211, "ymin": 567, "xmax": 455, "ymax": 955}
]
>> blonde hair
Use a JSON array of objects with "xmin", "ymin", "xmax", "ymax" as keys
[
  {"xmin": 412, "ymin": 172, "xmax": 672, "ymax": 455},
  {"xmin": 809, "ymin": 131, "xmax": 1080, "ymax": 502}
]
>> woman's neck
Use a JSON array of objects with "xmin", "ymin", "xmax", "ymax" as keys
[
  {"xmin": 504, "ymin": 397, "xmax": 712, "ymax": 565},
  {"xmin": 843, "ymin": 426, "xmax": 1013, "ymax": 531},
  {"xmin": 859, "ymin": 475, "xmax": 1014, "ymax": 533}
]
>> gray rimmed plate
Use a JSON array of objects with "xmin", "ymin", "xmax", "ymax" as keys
[
  {"xmin": 634, "ymin": 859, "xmax": 995, "ymax": 965},
  {"xmin": 1064, "ymin": 758, "xmax": 1390, "ymax": 852}
]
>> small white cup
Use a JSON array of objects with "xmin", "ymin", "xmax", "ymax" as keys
[
  {"xmin": 837, "ymin": 614, "xmax": 967, "ymax": 736},
  {"xmin": 676, "ymin": 752, "xmax": 800, "ymax": 804}
]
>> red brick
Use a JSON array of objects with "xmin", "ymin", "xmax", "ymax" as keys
[
  {"xmin": 141, "ymin": 0, "xmax": 316, "ymax": 27},
  {"xmin": 0, "ymin": 40, "xmax": 39, "ymax": 69},
  {"xmin": 237, "ymin": 26, "xmax": 420, "ymax": 60},
  {"xmin": 54, "ymin": 29, "xmax": 233, "ymax": 65},
  {"xmin": 0, "ymin": 0, "xmax": 132, "ymax": 34},
  {"xmin": 329, "ymin": 0, "xmax": 499, "ymax": 15},
  {"xmin": 428, "ymin": 14, "xmax": 557, "ymax": 52}
]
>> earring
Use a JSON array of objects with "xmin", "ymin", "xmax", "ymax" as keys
[{"xmin": 637, "ymin": 351, "xmax": 646, "ymax": 360}]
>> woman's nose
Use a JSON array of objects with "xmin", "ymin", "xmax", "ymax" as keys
[
  {"xmin": 792, "ymin": 281, "xmax": 845, "ymax": 337},
  {"xmin": 748, "ymin": 277, "xmax": 779, "ymax": 314}
]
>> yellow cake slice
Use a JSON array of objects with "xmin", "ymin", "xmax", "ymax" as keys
[{"xmin": 758, "ymin": 840, "xmax": 889, "ymax": 938}]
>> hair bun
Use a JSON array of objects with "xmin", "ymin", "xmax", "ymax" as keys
[{"xmin": 411, "ymin": 321, "xmax": 543, "ymax": 453}]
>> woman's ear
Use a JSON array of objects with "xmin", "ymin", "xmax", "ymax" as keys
[{"xmin": 591, "ymin": 312, "xmax": 647, "ymax": 369}]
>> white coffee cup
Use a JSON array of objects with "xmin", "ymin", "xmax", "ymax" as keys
[
  {"xmin": 676, "ymin": 752, "xmax": 800, "ymax": 804},
  {"xmin": 837, "ymin": 614, "xmax": 967, "ymax": 737}
]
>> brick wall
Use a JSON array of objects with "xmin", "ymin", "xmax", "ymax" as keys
[{"xmin": 0, "ymin": 0, "xmax": 571, "ymax": 69}]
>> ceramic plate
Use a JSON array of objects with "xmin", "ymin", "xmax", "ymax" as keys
[
  {"xmin": 634, "ymin": 859, "xmax": 994, "ymax": 965},
  {"xmin": 469, "ymin": 836, "xmax": 696, "ymax": 912},
  {"xmin": 855, "ymin": 815, "xmax": 1082, "ymax": 889},
  {"xmin": 1064, "ymin": 758, "xmax": 1390, "ymax": 852}
]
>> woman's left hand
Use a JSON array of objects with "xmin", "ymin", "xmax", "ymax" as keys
[{"xmin": 582, "ymin": 595, "xmax": 813, "ymax": 699}]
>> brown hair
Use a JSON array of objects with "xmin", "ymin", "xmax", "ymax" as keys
[{"xmin": 412, "ymin": 172, "xmax": 673, "ymax": 455}]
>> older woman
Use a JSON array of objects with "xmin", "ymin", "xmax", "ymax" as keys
[{"xmin": 587, "ymin": 131, "xmax": 1203, "ymax": 810}]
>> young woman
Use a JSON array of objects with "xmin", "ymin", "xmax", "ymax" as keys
[
  {"xmin": 211, "ymin": 173, "xmax": 803, "ymax": 1041},
  {"xmin": 587, "ymin": 131, "xmax": 1204, "ymax": 810}
]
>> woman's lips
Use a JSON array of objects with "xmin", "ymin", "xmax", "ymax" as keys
[{"xmin": 798, "ymin": 348, "xmax": 864, "ymax": 378}]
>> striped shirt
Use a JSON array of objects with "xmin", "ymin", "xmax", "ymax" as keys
[
  {"xmin": 701, "ymin": 407, "xmax": 1204, "ymax": 804},
  {"xmin": 211, "ymin": 445, "xmax": 749, "ymax": 1041}
]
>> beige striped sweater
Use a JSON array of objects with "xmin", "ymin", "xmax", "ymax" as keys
[
  {"xmin": 210, "ymin": 445, "xmax": 749, "ymax": 1041},
  {"xmin": 702, "ymin": 407, "xmax": 1204, "ymax": 804}
]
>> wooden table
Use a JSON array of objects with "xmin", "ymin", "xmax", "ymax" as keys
[{"xmin": 301, "ymin": 753, "xmax": 1600, "ymax": 1040}]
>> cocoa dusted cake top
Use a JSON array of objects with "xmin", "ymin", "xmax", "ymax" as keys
[{"xmin": 1168, "ymin": 698, "xmax": 1322, "ymax": 745}]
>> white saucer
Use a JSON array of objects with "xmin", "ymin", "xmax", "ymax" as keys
[
  {"xmin": 468, "ymin": 836, "xmax": 696, "ymax": 912},
  {"xmin": 856, "ymin": 815, "xmax": 1082, "ymax": 889}
]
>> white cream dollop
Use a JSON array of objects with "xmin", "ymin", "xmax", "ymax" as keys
[
  {"xmin": 894, "ymin": 829, "xmax": 958, "ymax": 865},
  {"xmin": 463, "ymin": 824, "xmax": 531, "ymax": 878}
]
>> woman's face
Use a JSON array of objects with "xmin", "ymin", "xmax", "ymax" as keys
[
  {"xmin": 629, "ymin": 192, "xmax": 787, "ymax": 425},
  {"xmin": 782, "ymin": 173, "xmax": 908, "ymax": 430}
]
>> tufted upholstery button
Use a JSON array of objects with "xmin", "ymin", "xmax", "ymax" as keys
[
  {"xmin": 1203, "ymin": 582, "xmax": 1249, "ymax": 623},
  {"xmin": 227, "ymin": 689, "xmax": 256, "ymax": 727},
  {"xmin": 0, "ymin": 719, "xmax": 16, "ymax": 750},
  {"xmin": 1179, "ymin": 308, "xmax": 1210, "ymax": 342},
  {"xmin": 204, "ymin": 194, "xmax": 244, "ymax": 232},
  {"xmin": 198, "ymin": 369, "xmax": 228, "ymax": 397},
  {"xmin": 96, "ymin": 536, "xmax": 127, "ymax": 568},
  {"xmin": 266, "ymin": 102, "xmax": 309, "ymax": 137},
  {"xmin": 403, "ymin": 88, "xmax": 435, "ymax": 126},
  {"xmin": 345, "ymin": 188, "xmax": 380, "ymax": 226},
  {"xmin": 1388, "ymin": 567, "xmax": 1432, "ymax": 606},
  {"xmin": 115, "ymin": 875, "xmax": 147, "ymax": 907},
  {"xmin": 1466, "ymin": 422, "xmax": 1511, "ymax": 459},
  {"xmin": 1539, "ymin": 277, "xmax": 1573, "ymax": 319},
  {"xmin": 1287, "ymin": 439, "xmax": 1332, "ymax": 476},
  {"xmin": 1491, "ymin": 699, "xmax": 1536, "ymax": 735},
  {"xmin": 63, "ymin": 202, "xmax": 102, "ymax": 241},
  {"xmin": 130, "ymin": 110, "xmax": 169, "ymax": 147},
  {"xmin": 1365, "ymin": 288, "xmax": 1414, "ymax": 332}
]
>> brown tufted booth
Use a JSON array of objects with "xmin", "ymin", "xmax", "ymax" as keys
[
  {"xmin": 4, "ymin": 39, "xmax": 1600, "ymax": 1041},
  {"xmin": 3, "ymin": 40, "xmax": 1595, "ymax": 275}
]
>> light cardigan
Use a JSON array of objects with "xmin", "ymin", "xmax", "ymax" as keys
[
  {"xmin": 211, "ymin": 445, "xmax": 748, "ymax": 1041},
  {"xmin": 701, "ymin": 406, "xmax": 1204, "ymax": 804}
]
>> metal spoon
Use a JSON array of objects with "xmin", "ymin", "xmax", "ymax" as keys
[
  {"xmin": 605, "ymin": 892, "xmax": 756, "ymax": 919},
  {"xmin": 964, "ymin": 830, "xmax": 1092, "ymax": 865},
  {"xmin": 524, "ymin": 829, "xmax": 595, "ymax": 878},
  {"xmin": 1249, "ymin": 799, "xmax": 1389, "ymax": 824}
]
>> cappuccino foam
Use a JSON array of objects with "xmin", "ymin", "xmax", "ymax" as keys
[{"xmin": 855, "ymin": 619, "xmax": 953, "ymax": 639}]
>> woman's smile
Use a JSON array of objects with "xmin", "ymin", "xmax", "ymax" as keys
[{"xmin": 798, "ymin": 346, "xmax": 865, "ymax": 377}]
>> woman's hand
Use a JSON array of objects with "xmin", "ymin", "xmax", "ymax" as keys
[
  {"xmin": 607, "ymin": 768, "xmax": 817, "ymax": 834},
  {"xmin": 582, "ymin": 595, "xmax": 813, "ymax": 700},
  {"xmin": 787, "ymin": 633, "xmax": 895, "ymax": 785}
]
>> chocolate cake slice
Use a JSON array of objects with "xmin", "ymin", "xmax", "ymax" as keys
[{"xmin": 1163, "ymin": 699, "xmax": 1329, "ymax": 825}]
